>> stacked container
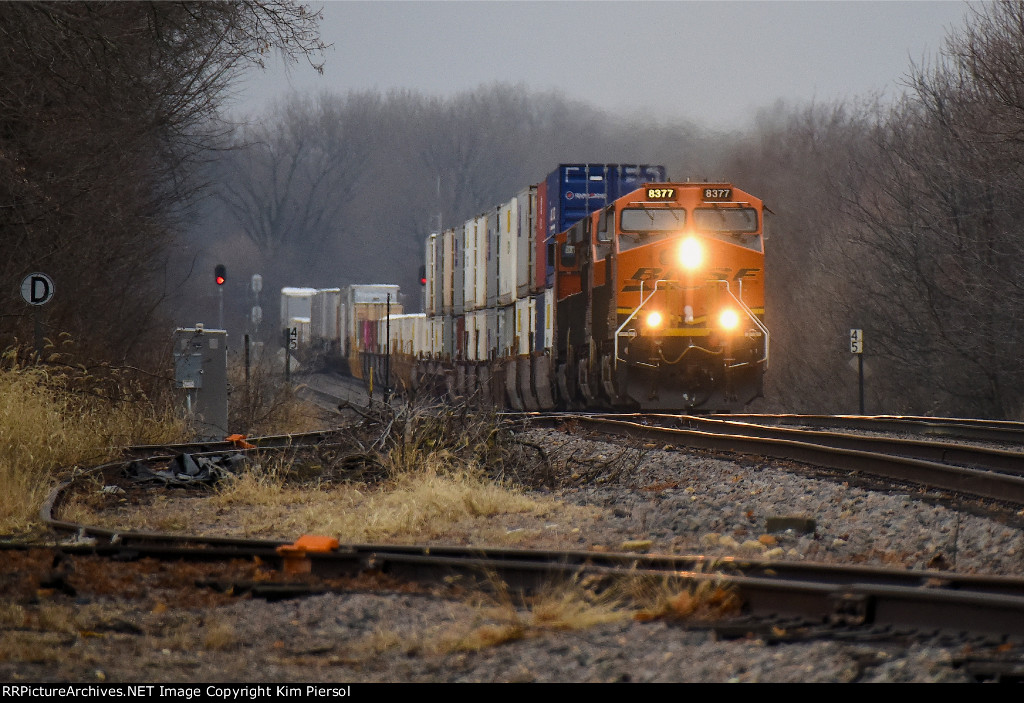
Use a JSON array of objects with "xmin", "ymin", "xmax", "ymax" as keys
[
  {"xmin": 310, "ymin": 288, "xmax": 342, "ymax": 351},
  {"xmin": 410, "ymin": 163, "xmax": 668, "ymax": 405}
]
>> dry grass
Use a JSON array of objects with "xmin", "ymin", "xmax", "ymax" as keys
[
  {"xmin": 0, "ymin": 353, "xmax": 187, "ymax": 533},
  {"xmin": 61, "ymin": 399, "xmax": 600, "ymax": 544},
  {"xmin": 0, "ymin": 631, "xmax": 74, "ymax": 664},
  {"xmin": 350, "ymin": 573, "xmax": 740, "ymax": 659},
  {"xmin": 619, "ymin": 573, "xmax": 743, "ymax": 622},
  {"xmin": 349, "ymin": 578, "xmax": 628, "ymax": 659},
  {"xmin": 202, "ymin": 621, "xmax": 238, "ymax": 651},
  {"xmin": 208, "ymin": 452, "xmax": 575, "ymax": 542},
  {"xmin": 447, "ymin": 580, "xmax": 629, "ymax": 651},
  {"xmin": 228, "ymin": 351, "xmax": 327, "ymax": 436},
  {"xmin": 151, "ymin": 401, "xmax": 593, "ymax": 543}
]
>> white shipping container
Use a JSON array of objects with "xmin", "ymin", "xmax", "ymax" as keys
[
  {"xmin": 473, "ymin": 213, "xmax": 488, "ymax": 311},
  {"xmin": 380, "ymin": 314, "xmax": 417, "ymax": 357},
  {"xmin": 310, "ymin": 288, "xmax": 341, "ymax": 345},
  {"xmin": 414, "ymin": 313, "xmax": 429, "ymax": 357},
  {"xmin": 405, "ymin": 315, "xmax": 422, "ymax": 355},
  {"xmin": 465, "ymin": 310, "xmax": 483, "ymax": 361},
  {"xmin": 498, "ymin": 197, "xmax": 517, "ymax": 305},
  {"xmin": 431, "ymin": 317, "xmax": 443, "ymax": 358},
  {"xmin": 485, "ymin": 308, "xmax": 497, "ymax": 360},
  {"xmin": 516, "ymin": 187, "xmax": 536, "ymax": 298},
  {"xmin": 398, "ymin": 316, "xmax": 406, "ymax": 355},
  {"xmin": 442, "ymin": 227, "xmax": 456, "ymax": 313},
  {"xmin": 426, "ymin": 233, "xmax": 439, "ymax": 317},
  {"xmin": 514, "ymin": 297, "xmax": 535, "ymax": 357},
  {"xmin": 498, "ymin": 305, "xmax": 516, "ymax": 359},
  {"xmin": 281, "ymin": 287, "xmax": 318, "ymax": 332},
  {"xmin": 486, "ymin": 210, "xmax": 498, "ymax": 308},
  {"xmin": 462, "ymin": 219, "xmax": 477, "ymax": 312},
  {"xmin": 453, "ymin": 226, "xmax": 465, "ymax": 315}
]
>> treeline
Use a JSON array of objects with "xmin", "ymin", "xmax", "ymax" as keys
[
  {"xmin": 6, "ymin": 2, "xmax": 1024, "ymax": 418},
  {"xmin": 186, "ymin": 85, "xmax": 721, "ymax": 320},
  {"xmin": 732, "ymin": 1, "xmax": 1024, "ymax": 419},
  {"xmin": 0, "ymin": 1, "xmax": 323, "ymax": 372}
]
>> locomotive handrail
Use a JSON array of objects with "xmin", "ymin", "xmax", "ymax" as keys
[
  {"xmin": 614, "ymin": 277, "xmax": 770, "ymax": 371},
  {"xmin": 724, "ymin": 278, "xmax": 770, "ymax": 369},
  {"xmin": 613, "ymin": 278, "xmax": 671, "ymax": 368}
]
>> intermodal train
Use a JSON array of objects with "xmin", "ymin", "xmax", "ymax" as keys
[
  {"xmin": 281, "ymin": 283, "xmax": 401, "ymax": 381},
  {"xmin": 291, "ymin": 163, "xmax": 769, "ymax": 411}
]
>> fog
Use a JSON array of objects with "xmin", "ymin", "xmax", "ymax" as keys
[{"xmin": 229, "ymin": 0, "xmax": 976, "ymax": 130}]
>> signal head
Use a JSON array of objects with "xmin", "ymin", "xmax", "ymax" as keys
[{"xmin": 215, "ymin": 264, "xmax": 226, "ymax": 286}]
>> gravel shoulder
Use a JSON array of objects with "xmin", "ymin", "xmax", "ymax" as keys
[{"xmin": 6, "ymin": 425, "xmax": 1024, "ymax": 682}]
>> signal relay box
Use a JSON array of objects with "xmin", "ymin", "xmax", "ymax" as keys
[{"xmin": 173, "ymin": 325, "xmax": 228, "ymax": 440}]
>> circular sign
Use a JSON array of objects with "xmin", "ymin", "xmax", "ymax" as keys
[{"xmin": 21, "ymin": 272, "xmax": 54, "ymax": 306}]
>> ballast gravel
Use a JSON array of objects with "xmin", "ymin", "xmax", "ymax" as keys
[{"xmin": 6, "ymin": 427, "xmax": 1024, "ymax": 683}]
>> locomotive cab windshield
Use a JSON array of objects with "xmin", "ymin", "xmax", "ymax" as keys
[
  {"xmin": 618, "ymin": 206, "xmax": 685, "ymax": 252},
  {"xmin": 694, "ymin": 205, "xmax": 762, "ymax": 252}
]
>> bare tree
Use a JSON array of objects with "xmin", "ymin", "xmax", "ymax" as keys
[
  {"xmin": 0, "ymin": 1, "xmax": 325, "ymax": 368},
  {"xmin": 835, "ymin": 2, "xmax": 1024, "ymax": 418},
  {"xmin": 217, "ymin": 92, "xmax": 381, "ymax": 271}
]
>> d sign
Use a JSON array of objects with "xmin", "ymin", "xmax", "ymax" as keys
[{"xmin": 21, "ymin": 273, "xmax": 54, "ymax": 306}]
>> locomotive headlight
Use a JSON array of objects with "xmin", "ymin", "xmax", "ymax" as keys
[
  {"xmin": 677, "ymin": 237, "xmax": 703, "ymax": 270},
  {"xmin": 645, "ymin": 311, "xmax": 664, "ymax": 328},
  {"xmin": 719, "ymin": 309, "xmax": 740, "ymax": 330}
]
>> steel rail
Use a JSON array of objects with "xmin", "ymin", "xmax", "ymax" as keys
[
  {"xmin": 551, "ymin": 415, "xmax": 1024, "ymax": 504},
  {"xmin": 713, "ymin": 413, "xmax": 1024, "ymax": 445},
  {"xmin": 21, "ymin": 529, "xmax": 1024, "ymax": 638},
  {"xmin": 126, "ymin": 429, "xmax": 337, "ymax": 456},
  {"xmin": 632, "ymin": 413, "xmax": 1024, "ymax": 476}
]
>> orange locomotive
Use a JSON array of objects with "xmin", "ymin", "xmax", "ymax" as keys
[{"xmin": 552, "ymin": 182, "xmax": 768, "ymax": 411}]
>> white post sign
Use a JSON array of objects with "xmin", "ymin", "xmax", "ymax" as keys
[{"xmin": 850, "ymin": 328, "xmax": 863, "ymax": 354}]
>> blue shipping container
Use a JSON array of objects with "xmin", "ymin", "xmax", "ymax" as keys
[
  {"xmin": 543, "ymin": 164, "xmax": 667, "ymax": 240},
  {"xmin": 540, "ymin": 163, "xmax": 667, "ymax": 285}
]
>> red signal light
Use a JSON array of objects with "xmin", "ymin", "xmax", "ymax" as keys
[{"xmin": 215, "ymin": 264, "xmax": 226, "ymax": 286}]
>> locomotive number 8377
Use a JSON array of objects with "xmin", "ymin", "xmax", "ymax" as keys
[{"xmin": 553, "ymin": 182, "xmax": 768, "ymax": 411}]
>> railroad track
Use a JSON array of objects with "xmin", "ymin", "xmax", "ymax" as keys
[
  {"xmin": 21, "ymin": 522, "xmax": 1024, "ymax": 641},
  {"xmin": 715, "ymin": 413, "xmax": 1024, "ymax": 445},
  {"xmin": 520, "ymin": 412, "xmax": 1024, "ymax": 505},
  {"xmin": 30, "ymin": 389, "xmax": 1024, "ymax": 647}
]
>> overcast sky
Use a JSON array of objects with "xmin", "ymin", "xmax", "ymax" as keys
[{"xmin": 229, "ymin": 0, "xmax": 978, "ymax": 130}]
